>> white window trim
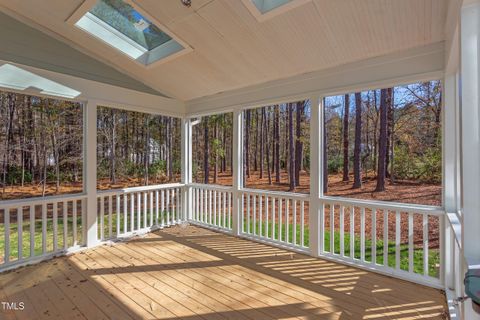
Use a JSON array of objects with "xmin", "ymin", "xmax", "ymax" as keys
[
  {"xmin": 241, "ymin": 0, "xmax": 312, "ymax": 22},
  {"xmin": 66, "ymin": 0, "xmax": 192, "ymax": 68}
]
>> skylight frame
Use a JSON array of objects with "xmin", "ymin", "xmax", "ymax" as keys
[
  {"xmin": 67, "ymin": 0, "xmax": 192, "ymax": 68},
  {"xmin": 0, "ymin": 63, "xmax": 82, "ymax": 99},
  {"xmin": 242, "ymin": 0, "xmax": 311, "ymax": 22}
]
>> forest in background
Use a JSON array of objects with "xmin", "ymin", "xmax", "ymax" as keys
[
  {"xmin": 192, "ymin": 113, "xmax": 233, "ymax": 185},
  {"xmin": 324, "ymin": 81, "xmax": 442, "ymax": 206},
  {"xmin": 97, "ymin": 106, "xmax": 181, "ymax": 189},
  {"xmin": 0, "ymin": 80, "xmax": 442, "ymax": 206},
  {"xmin": 0, "ymin": 91, "xmax": 83, "ymax": 200}
]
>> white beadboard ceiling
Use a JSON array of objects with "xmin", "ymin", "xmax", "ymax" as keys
[{"xmin": 0, "ymin": 0, "xmax": 447, "ymax": 101}]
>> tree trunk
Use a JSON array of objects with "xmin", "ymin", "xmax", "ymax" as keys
[
  {"xmin": 254, "ymin": 110, "xmax": 258, "ymax": 172},
  {"xmin": 265, "ymin": 107, "xmax": 272, "ymax": 185},
  {"xmin": 295, "ymin": 102, "xmax": 304, "ymax": 186},
  {"xmin": 259, "ymin": 108, "xmax": 264, "ymax": 179},
  {"xmin": 110, "ymin": 109, "xmax": 117, "ymax": 184},
  {"xmin": 375, "ymin": 89, "xmax": 389, "ymax": 192},
  {"xmin": 204, "ymin": 118, "xmax": 209, "ymax": 184},
  {"xmin": 274, "ymin": 106, "xmax": 280, "ymax": 182},
  {"xmin": 385, "ymin": 88, "xmax": 393, "ymax": 178},
  {"xmin": 353, "ymin": 93, "xmax": 362, "ymax": 189},
  {"xmin": 323, "ymin": 98, "xmax": 328, "ymax": 194},
  {"xmin": 245, "ymin": 110, "xmax": 251, "ymax": 178},
  {"xmin": 288, "ymin": 104, "xmax": 295, "ymax": 191},
  {"xmin": 342, "ymin": 94, "xmax": 350, "ymax": 182},
  {"xmin": 213, "ymin": 118, "xmax": 218, "ymax": 184}
]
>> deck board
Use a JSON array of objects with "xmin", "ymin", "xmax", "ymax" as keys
[{"xmin": 0, "ymin": 225, "xmax": 447, "ymax": 319}]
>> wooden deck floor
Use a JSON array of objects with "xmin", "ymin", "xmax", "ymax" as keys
[{"xmin": 0, "ymin": 225, "xmax": 447, "ymax": 319}]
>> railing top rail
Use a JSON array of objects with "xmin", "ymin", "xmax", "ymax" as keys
[
  {"xmin": 0, "ymin": 193, "xmax": 87, "ymax": 209},
  {"xmin": 97, "ymin": 183, "xmax": 185, "ymax": 196},
  {"xmin": 319, "ymin": 196, "xmax": 445, "ymax": 215},
  {"xmin": 241, "ymin": 188, "xmax": 310, "ymax": 200},
  {"xmin": 189, "ymin": 183, "xmax": 233, "ymax": 192}
]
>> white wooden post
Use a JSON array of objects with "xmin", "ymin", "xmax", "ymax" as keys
[
  {"xmin": 443, "ymin": 72, "xmax": 459, "ymax": 290},
  {"xmin": 83, "ymin": 100, "xmax": 98, "ymax": 247},
  {"xmin": 460, "ymin": 2, "xmax": 480, "ymax": 318},
  {"xmin": 309, "ymin": 95, "xmax": 321, "ymax": 257},
  {"xmin": 181, "ymin": 118, "xmax": 192, "ymax": 221},
  {"xmin": 232, "ymin": 110, "xmax": 243, "ymax": 236}
]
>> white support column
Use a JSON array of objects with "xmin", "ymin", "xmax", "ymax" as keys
[
  {"xmin": 309, "ymin": 95, "xmax": 321, "ymax": 257},
  {"xmin": 443, "ymin": 72, "xmax": 459, "ymax": 290},
  {"xmin": 232, "ymin": 110, "xmax": 243, "ymax": 236},
  {"xmin": 83, "ymin": 100, "xmax": 98, "ymax": 247},
  {"xmin": 181, "ymin": 118, "xmax": 192, "ymax": 221},
  {"xmin": 460, "ymin": 2, "xmax": 480, "ymax": 318}
]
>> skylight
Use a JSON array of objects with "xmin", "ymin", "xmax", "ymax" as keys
[
  {"xmin": 74, "ymin": 0, "xmax": 185, "ymax": 66},
  {"xmin": 252, "ymin": 0, "xmax": 291, "ymax": 14},
  {"xmin": 0, "ymin": 64, "xmax": 81, "ymax": 99}
]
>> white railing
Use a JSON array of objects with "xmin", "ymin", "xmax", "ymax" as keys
[
  {"xmin": 445, "ymin": 211, "xmax": 465, "ymax": 319},
  {"xmin": 318, "ymin": 196, "xmax": 445, "ymax": 288},
  {"xmin": 190, "ymin": 184, "xmax": 233, "ymax": 231},
  {"xmin": 240, "ymin": 189, "xmax": 309, "ymax": 251},
  {"xmin": 0, "ymin": 193, "xmax": 86, "ymax": 271},
  {"xmin": 97, "ymin": 183, "xmax": 184, "ymax": 241}
]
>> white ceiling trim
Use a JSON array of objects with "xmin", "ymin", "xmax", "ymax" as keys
[{"xmin": 186, "ymin": 42, "xmax": 445, "ymax": 117}]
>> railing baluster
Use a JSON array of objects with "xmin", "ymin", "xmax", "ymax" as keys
[
  {"xmin": 350, "ymin": 206, "xmax": 355, "ymax": 259},
  {"xmin": 330, "ymin": 204, "xmax": 335, "ymax": 254},
  {"xmin": 241, "ymin": 193, "xmax": 244, "ymax": 233},
  {"xmin": 383, "ymin": 209, "xmax": 388, "ymax": 266},
  {"xmin": 116, "ymin": 195, "xmax": 121, "ymax": 236},
  {"xmin": 149, "ymin": 192, "xmax": 154, "ymax": 227},
  {"xmin": 223, "ymin": 192, "xmax": 226, "ymax": 228},
  {"xmin": 361, "ymin": 207, "xmax": 365, "ymax": 262},
  {"xmin": 137, "ymin": 193, "xmax": 141, "ymax": 230},
  {"xmin": 30, "ymin": 205, "xmax": 35, "ymax": 257},
  {"xmin": 130, "ymin": 193, "xmax": 134, "ymax": 232},
  {"xmin": 177, "ymin": 188, "xmax": 181, "ymax": 224},
  {"xmin": 53, "ymin": 202, "xmax": 58, "ymax": 251},
  {"xmin": 18, "ymin": 207, "xmax": 23, "ymax": 260},
  {"xmin": 340, "ymin": 205, "xmax": 345, "ymax": 256},
  {"xmin": 42, "ymin": 203, "xmax": 47, "ymax": 254},
  {"xmin": 143, "ymin": 192, "xmax": 148, "ymax": 229},
  {"xmin": 108, "ymin": 196, "xmax": 113, "ymax": 239},
  {"xmin": 395, "ymin": 210, "xmax": 401, "ymax": 269},
  {"xmin": 285, "ymin": 199, "xmax": 289, "ymax": 244},
  {"xmin": 213, "ymin": 190, "xmax": 217, "ymax": 226},
  {"xmin": 228, "ymin": 192, "xmax": 232, "ymax": 229},
  {"xmin": 63, "ymin": 201, "xmax": 68, "ymax": 249},
  {"xmin": 319, "ymin": 202, "xmax": 324, "ymax": 253},
  {"xmin": 265, "ymin": 196, "xmax": 269, "ymax": 238},
  {"xmin": 247, "ymin": 194, "xmax": 251, "ymax": 234},
  {"xmin": 123, "ymin": 194, "xmax": 128, "ymax": 234},
  {"xmin": 208, "ymin": 190, "xmax": 212, "ymax": 225},
  {"xmin": 423, "ymin": 214, "xmax": 429, "ymax": 276},
  {"xmin": 161, "ymin": 190, "xmax": 165, "ymax": 227},
  {"xmin": 253, "ymin": 194, "xmax": 257, "ymax": 235},
  {"xmin": 4, "ymin": 209, "xmax": 9, "ymax": 263},
  {"xmin": 272, "ymin": 197, "xmax": 276, "ymax": 240},
  {"xmin": 371, "ymin": 208, "xmax": 376, "ymax": 265},
  {"xmin": 278, "ymin": 198, "xmax": 282, "ymax": 242},
  {"xmin": 293, "ymin": 200, "xmax": 297, "ymax": 246},
  {"xmin": 155, "ymin": 190, "xmax": 159, "ymax": 226},
  {"xmin": 300, "ymin": 201, "xmax": 304, "ymax": 247},
  {"xmin": 166, "ymin": 189, "xmax": 170, "ymax": 225}
]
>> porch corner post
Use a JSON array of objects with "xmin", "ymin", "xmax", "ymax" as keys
[
  {"xmin": 460, "ymin": 2, "xmax": 480, "ymax": 319},
  {"xmin": 181, "ymin": 118, "xmax": 192, "ymax": 221},
  {"xmin": 232, "ymin": 109, "xmax": 243, "ymax": 236},
  {"xmin": 309, "ymin": 95, "xmax": 322, "ymax": 257},
  {"xmin": 84, "ymin": 100, "xmax": 98, "ymax": 247}
]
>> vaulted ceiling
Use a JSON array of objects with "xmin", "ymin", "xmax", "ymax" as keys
[{"xmin": 0, "ymin": 0, "xmax": 447, "ymax": 101}]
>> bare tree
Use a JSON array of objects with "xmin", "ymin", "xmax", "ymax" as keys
[
  {"xmin": 353, "ymin": 93, "xmax": 362, "ymax": 189},
  {"xmin": 342, "ymin": 94, "xmax": 350, "ymax": 182}
]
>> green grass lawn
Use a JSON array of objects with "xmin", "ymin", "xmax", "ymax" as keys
[
  {"xmin": 1, "ymin": 212, "xmax": 440, "ymax": 279},
  {"xmin": 0, "ymin": 217, "xmax": 83, "ymax": 261},
  {"xmin": 242, "ymin": 218, "xmax": 440, "ymax": 278}
]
